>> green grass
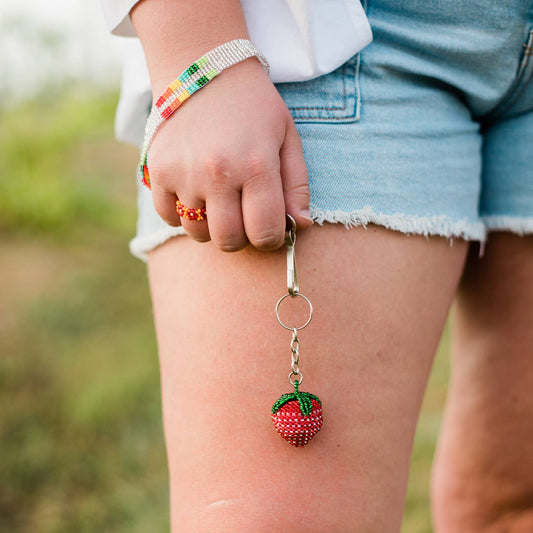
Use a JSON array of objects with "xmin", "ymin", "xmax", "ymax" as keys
[
  {"xmin": 0, "ymin": 88, "xmax": 451, "ymax": 532},
  {"xmin": 0, "ymin": 88, "xmax": 168, "ymax": 532}
]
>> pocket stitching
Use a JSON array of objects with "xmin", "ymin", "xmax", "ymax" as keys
[
  {"xmin": 287, "ymin": 62, "xmax": 351, "ymax": 112},
  {"xmin": 282, "ymin": 55, "xmax": 361, "ymax": 122}
]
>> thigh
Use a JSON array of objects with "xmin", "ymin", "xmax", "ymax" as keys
[
  {"xmin": 434, "ymin": 234, "xmax": 533, "ymax": 531},
  {"xmin": 148, "ymin": 223, "xmax": 467, "ymax": 532}
]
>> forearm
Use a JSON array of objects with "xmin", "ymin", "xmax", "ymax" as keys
[{"xmin": 131, "ymin": 0, "xmax": 253, "ymax": 94}]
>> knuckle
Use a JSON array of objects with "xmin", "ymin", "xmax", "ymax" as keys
[
  {"xmin": 286, "ymin": 182, "xmax": 310, "ymax": 200},
  {"xmin": 214, "ymin": 229, "xmax": 247, "ymax": 252},
  {"xmin": 245, "ymin": 154, "xmax": 273, "ymax": 178},
  {"xmin": 202, "ymin": 153, "xmax": 276, "ymax": 192},
  {"xmin": 152, "ymin": 202, "xmax": 178, "ymax": 227},
  {"xmin": 248, "ymin": 229, "xmax": 284, "ymax": 251},
  {"xmin": 190, "ymin": 233, "xmax": 211, "ymax": 243},
  {"xmin": 202, "ymin": 155, "xmax": 232, "ymax": 186},
  {"xmin": 163, "ymin": 217, "xmax": 180, "ymax": 227},
  {"xmin": 218, "ymin": 242, "xmax": 247, "ymax": 253},
  {"xmin": 241, "ymin": 158, "xmax": 277, "ymax": 194},
  {"xmin": 182, "ymin": 222, "xmax": 210, "ymax": 242},
  {"xmin": 156, "ymin": 210, "xmax": 179, "ymax": 227}
]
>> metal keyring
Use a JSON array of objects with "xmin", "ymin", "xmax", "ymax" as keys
[
  {"xmin": 275, "ymin": 292, "xmax": 313, "ymax": 331},
  {"xmin": 289, "ymin": 371, "xmax": 303, "ymax": 386}
]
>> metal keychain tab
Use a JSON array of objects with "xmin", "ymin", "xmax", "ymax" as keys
[{"xmin": 285, "ymin": 215, "xmax": 299, "ymax": 296}]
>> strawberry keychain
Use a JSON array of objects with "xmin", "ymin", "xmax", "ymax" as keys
[{"xmin": 272, "ymin": 215, "xmax": 323, "ymax": 447}]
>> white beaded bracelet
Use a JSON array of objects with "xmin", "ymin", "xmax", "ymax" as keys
[{"xmin": 139, "ymin": 39, "xmax": 270, "ymax": 189}]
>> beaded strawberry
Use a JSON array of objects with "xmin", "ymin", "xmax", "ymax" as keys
[{"xmin": 272, "ymin": 381, "xmax": 323, "ymax": 447}]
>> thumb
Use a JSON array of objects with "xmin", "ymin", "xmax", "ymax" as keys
[{"xmin": 279, "ymin": 119, "xmax": 314, "ymax": 230}]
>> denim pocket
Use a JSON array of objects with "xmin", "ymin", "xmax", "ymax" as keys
[{"xmin": 274, "ymin": 55, "xmax": 362, "ymax": 123}]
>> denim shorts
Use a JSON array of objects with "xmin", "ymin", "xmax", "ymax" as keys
[{"xmin": 130, "ymin": 0, "xmax": 533, "ymax": 261}]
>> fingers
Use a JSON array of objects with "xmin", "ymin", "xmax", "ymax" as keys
[
  {"xmin": 151, "ymin": 181, "xmax": 182, "ymax": 227},
  {"xmin": 150, "ymin": 164, "xmax": 212, "ymax": 241},
  {"xmin": 205, "ymin": 187, "xmax": 247, "ymax": 252},
  {"xmin": 149, "ymin": 104, "xmax": 311, "ymax": 252},
  {"xmin": 177, "ymin": 192, "xmax": 211, "ymax": 243},
  {"xmin": 279, "ymin": 120, "xmax": 313, "ymax": 230},
  {"xmin": 241, "ymin": 155, "xmax": 286, "ymax": 251},
  {"xmin": 152, "ymin": 178, "xmax": 213, "ymax": 242},
  {"xmin": 152, "ymin": 125, "xmax": 312, "ymax": 252}
]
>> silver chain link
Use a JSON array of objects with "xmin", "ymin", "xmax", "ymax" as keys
[{"xmin": 288, "ymin": 328, "xmax": 303, "ymax": 385}]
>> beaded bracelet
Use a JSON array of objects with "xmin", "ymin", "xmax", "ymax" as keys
[{"xmin": 138, "ymin": 39, "xmax": 270, "ymax": 189}]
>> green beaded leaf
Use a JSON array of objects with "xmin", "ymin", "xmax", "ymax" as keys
[
  {"xmin": 272, "ymin": 390, "xmax": 322, "ymax": 416},
  {"xmin": 272, "ymin": 393, "xmax": 297, "ymax": 414},
  {"xmin": 305, "ymin": 392, "xmax": 322, "ymax": 405},
  {"xmin": 297, "ymin": 394, "xmax": 313, "ymax": 417}
]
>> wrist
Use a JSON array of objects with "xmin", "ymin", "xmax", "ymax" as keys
[{"xmin": 131, "ymin": 0, "xmax": 251, "ymax": 89}]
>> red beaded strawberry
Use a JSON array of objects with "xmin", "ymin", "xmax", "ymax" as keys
[{"xmin": 272, "ymin": 381, "xmax": 323, "ymax": 447}]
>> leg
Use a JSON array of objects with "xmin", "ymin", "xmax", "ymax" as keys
[
  {"xmin": 148, "ymin": 224, "xmax": 467, "ymax": 532},
  {"xmin": 432, "ymin": 233, "xmax": 533, "ymax": 532}
]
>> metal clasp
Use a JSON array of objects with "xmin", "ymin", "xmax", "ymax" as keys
[{"xmin": 285, "ymin": 214, "xmax": 299, "ymax": 296}]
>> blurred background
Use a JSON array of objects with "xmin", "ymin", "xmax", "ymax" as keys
[{"xmin": 0, "ymin": 2, "xmax": 451, "ymax": 531}]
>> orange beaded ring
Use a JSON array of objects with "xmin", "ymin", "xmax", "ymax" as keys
[{"xmin": 176, "ymin": 199, "xmax": 207, "ymax": 221}]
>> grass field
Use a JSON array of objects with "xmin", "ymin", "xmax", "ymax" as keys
[{"xmin": 0, "ymin": 88, "xmax": 451, "ymax": 532}]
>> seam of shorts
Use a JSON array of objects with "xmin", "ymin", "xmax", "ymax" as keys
[{"xmin": 480, "ymin": 27, "xmax": 533, "ymax": 124}]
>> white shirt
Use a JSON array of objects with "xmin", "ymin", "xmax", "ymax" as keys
[{"xmin": 100, "ymin": 0, "xmax": 373, "ymax": 144}]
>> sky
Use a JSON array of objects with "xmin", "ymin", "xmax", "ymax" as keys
[{"xmin": 1, "ymin": 0, "xmax": 125, "ymax": 103}]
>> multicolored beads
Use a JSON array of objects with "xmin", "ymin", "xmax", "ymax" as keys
[
  {"xmin": 176, "ymin": 200, "xmax": 206, "ymax": 221},
  {"xmin": 138, "ymin": 39, "xmax": 270, "ymax": 190}
]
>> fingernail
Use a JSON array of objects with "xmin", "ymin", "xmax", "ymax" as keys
[{"xmin": 300, "ymin": 208, "xmax": 313, "ymax": 223}]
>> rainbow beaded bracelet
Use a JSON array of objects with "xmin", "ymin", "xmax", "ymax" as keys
[{"xmin": 138, "ymin": 39, "xmax": 270, "ymax": 189}]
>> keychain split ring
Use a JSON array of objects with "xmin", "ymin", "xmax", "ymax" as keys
[
  {"xmin": 275, "ymin": 292, "xmax": 313, "ymax": 331},
  {"xmin": 289, "ymin": 371, "xmax": 303, "ymax": 386}
]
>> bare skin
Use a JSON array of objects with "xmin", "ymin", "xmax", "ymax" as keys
[
  {"xmin": 432, "ymin": 233, "xmax": 533, "ymax": 532},
  {"xmin": 148, "ymin": 225, "xmax": 467, "ymax": 531},
  {"xmin": 131, "ymin": 0, "xmax": 533, "ymax": 529}
]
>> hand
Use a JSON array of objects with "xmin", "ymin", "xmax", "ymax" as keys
[{"xmin": 147, "ymin": 57, "xmax": 313, "ymax": 252}]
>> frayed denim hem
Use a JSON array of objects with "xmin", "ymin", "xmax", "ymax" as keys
[
  {"xmin": 309, "ymin": 205, "xmax": 487, "ymax": 241},
  {"xmin": 483, "ymin": 216, "xmax": 533, "ymax": 236},
  {"xmin": 130, "ymin": 226, "xmax": 187, "ymax": 262},
  {"xmin": 130, "ymin": 205, "xmax": 495, "ymax": 263}
]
